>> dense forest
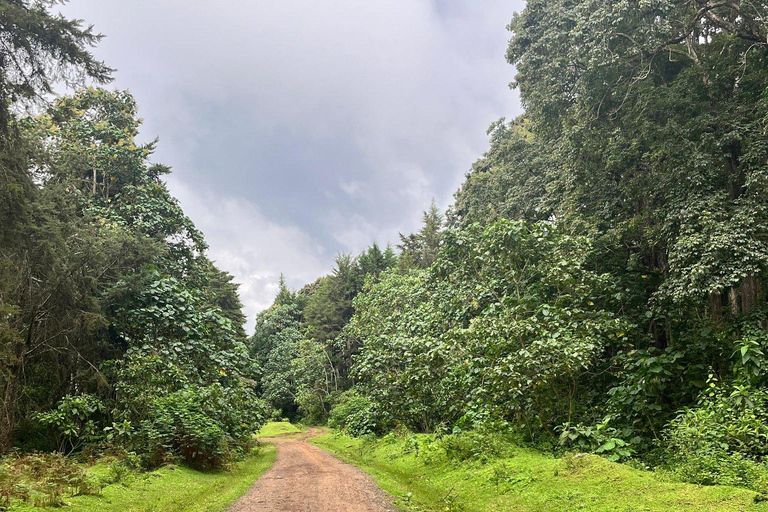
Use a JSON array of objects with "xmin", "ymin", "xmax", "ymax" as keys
[
  {"xmin": 255, "ymin": 0, "xmax": 768, "ymax": 492},
  {"xmin": 1, "ymin": 0, "xmax": 768, "ymax": 502},
  {"xmin": 0, "ymin": 1, "xmax": 266, "ymax": 470}
]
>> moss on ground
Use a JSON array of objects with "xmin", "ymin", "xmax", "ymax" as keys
[{"xmin": 313, "ymin": 432, "xmax": 768, "ymax": 512}]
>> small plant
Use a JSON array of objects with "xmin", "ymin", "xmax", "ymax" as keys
[
  {"xmin": 105, "ymin": 452, "xmax": 141, "ymax": 485},
  {"xmin": 558, "ymin": 421, "xmax": 634, "ymax": 462},
  {"xmin": 488, "ymin": 462, "xmax": 518, "ymax": 493},
  {"xmin": 441, "ymin": 486, "xmax": 464, "ymax": 512}
]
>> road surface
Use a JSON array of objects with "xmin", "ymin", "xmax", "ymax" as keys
[{"xmin": 229, "ymin": 429, "xmax": 397, "ymax": 512}]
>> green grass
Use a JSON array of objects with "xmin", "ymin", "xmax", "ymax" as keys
[
  {"xmin": 10, "ymin": 445, "xmax": 276, "ymax": 512},
  {"xmin": 257, "ymin": 421, "xmax": 303, "ymax": 437},
  {"xmin": 313, "ymin": 432, "xmax": 768, "ymax": 512}
]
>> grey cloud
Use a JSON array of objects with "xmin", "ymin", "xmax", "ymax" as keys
[{"xmin": 59, "ymin": 0, "xmax": 524, "ymax": 329}]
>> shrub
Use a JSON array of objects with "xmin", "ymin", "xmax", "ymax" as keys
[
  {"xmin": 668, "ymin": 451, "xmax": 768, "ymax": 491},
  {"xmin": 664, "ymin": 380, "xmax": 768, "ymax": 491},
  {"xmin": 33, "ymin": 394, "xmax": 107, "ymax": 453},
  {"xmin": 439, "ymin": 431, "xmax": 514, "ymax": 463},
  {"xmin": 558, "ymin": 421, "xmax": 635, "ymax": 462},
  {"xmin": 122, "ymin": 383, "xmax": 268, "ymax": 469},
  {"xmin": 328, "ymin": 390, "xmax": 388, "ymax": 437}
]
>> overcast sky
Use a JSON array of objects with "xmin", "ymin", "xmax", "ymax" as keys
[{"xmin": 59, "ymin": 1, "xmax": 525, "ymax": 330}]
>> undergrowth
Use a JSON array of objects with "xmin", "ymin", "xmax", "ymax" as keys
[
  {"xmin": 0, "ymin": 453, "xmax": 102, "ymax": 508},
  {"xmin": 313, "ymin": 429, "xmax": 768, "ymax": 512}
]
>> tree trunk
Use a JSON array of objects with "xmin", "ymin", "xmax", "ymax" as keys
[
  {"xmin": 709, "ymin": 290, "xmax": 724, "ymax": 322},
  {"xmin": 740, "ymin": 275, "xmax": 761, "ymax": 315},
  {"xmin": 0, "ymin": 362, "xmax": 21, "ymax": 454},
  {"xmin": 728, "ymin": 286, "xmax": 740, "ymax": 317}
]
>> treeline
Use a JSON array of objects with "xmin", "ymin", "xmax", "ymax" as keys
[
  {"xmin": 0, "ymin": 1, "xmax": 265, "ymax": 468},
  {"xmin": 258, "ymin": 0, "xmax": 768, "ymax": 491},
  {"xmin": 250, "ymin": 203, "xmax": 441, "ymax": 422}
]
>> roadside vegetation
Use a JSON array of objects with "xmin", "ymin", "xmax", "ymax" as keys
[
  {"xmin": 0, "ymin": 1, "xmax": 269, "ymax": 509},
  {"xmin": 255, "ymin": 0, "xmax": 768, "ymax": 502},
  {"xmin": 2, "ymin": 0, "xmax": 768, "ymax": 510},
  {"xmin": 314, "ymin": 431, "xmax": 768, "ymax": 512},
  {"xmin": 1, "ymin": 445, "xmax": 275, "ymax": 511}
]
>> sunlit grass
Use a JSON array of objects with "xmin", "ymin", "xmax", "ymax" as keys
[{"xmin": 258, "ymin": 421, "xmax": 303, "ymax": 438}]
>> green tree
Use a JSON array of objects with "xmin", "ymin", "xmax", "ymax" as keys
[
  {"xmin": 507, "ymin": 0, "xmax": 768, "ymax": 318},
  {"xmin": 449, "ymin": 118, "xmax": 551, "ymax": 227},
  {"xmin": 398, "ymin": 200, "xmax": 444, "ymax": 269},
  {"xmin": 0, "ymin": 0, "xmax": 113, "ymax": 451}
]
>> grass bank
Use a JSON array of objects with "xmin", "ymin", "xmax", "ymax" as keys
[
  {"xmin": 8, "ymin": 445, "xmax": 276, "ymax": 512},
  {"xmin": 313, "ymin": 431, "xmax": 768, "ymax": 512},
  {"xmin": 258, "ymin": 421, "xmax": 303, "ymax": 437}
]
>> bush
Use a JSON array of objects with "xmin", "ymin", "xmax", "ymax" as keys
[
  {"xmin": 664, "ymin": 381, "xmax": 768, "ymax": 491},
  {"xmin": 120, "ymin": 383, "xmax": 268, "ymax": 469},
  {"xmin": 33, "ymin": 394, "xmax": 107, "ymax": 453},
  {"xmin": 439, "ymin": 431, "xmax": 514, "ymax": 463},
  {"xmin": 668, "ymin": 451, "xmax": 768, "ymax": 491},
  {"xmin": 328, "ymin": 390, "xmax": 388, "ymax": 437},
  {"xmin": 558, "ymin": 421, "xmax": 635, "ymax": 462}
]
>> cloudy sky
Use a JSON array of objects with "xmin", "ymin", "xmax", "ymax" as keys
[{"xmin": 59, "ymin": 1, "xmax": 525, "ymax": 330}]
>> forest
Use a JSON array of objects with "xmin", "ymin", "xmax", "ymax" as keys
[
  {"xmin": 254, "ymin": 0, "xmax": 768, "ymax": 493},
  {"xmin": 1, "ymin": 0, "xmax": 768, "ymax": 510}
]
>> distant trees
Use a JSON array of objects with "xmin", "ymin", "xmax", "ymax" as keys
[{"xmin": 251, "ymin": 241, "xmax": 398, "ymax": 421}]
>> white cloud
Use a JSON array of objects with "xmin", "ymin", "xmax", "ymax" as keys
[
  {"xmin": 339, "ymin": 180, "xmax": 364, "ymax": 198},
  {"xmin": 167, "ymin": 177, "xmax": 328, "ymax": 329}
]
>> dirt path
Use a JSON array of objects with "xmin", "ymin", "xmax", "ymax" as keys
[{"xmin": 228, "ymin": 428, "xmax": 398, "ymax": 512}]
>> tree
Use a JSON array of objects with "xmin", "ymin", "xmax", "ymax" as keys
[
  {"xmin": 352, "ymin": 220, "xmax": 627, "ymax": 434},
  {"xmin": 507, "ymin": 0, "xmax": 768, "ymax": 319},
  {"xmin": 398, "ymin": 200, "xmax": 444, "ymax": 269},
  {"xmin": 449, "ymin": 117, "xmax": 551, "ymax": 227},
  {"xmin": 0, "ymin": 0, "xmax": 111, "ymax": 130},
  {"xmin": 0, "ymin": 0, "xmax": 113, "ymax": 451}
]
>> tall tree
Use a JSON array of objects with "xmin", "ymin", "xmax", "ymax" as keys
[
  {"xmin": 507, "ymin": 0, "xmax": 768, "ymax": 321},
  {"xmin": 0, "ymin": 0, "xmax": 112, "ymax": 452},
  {"xmin": 398, "ymin": 200, "xmax": 444, "ymax": 269}
]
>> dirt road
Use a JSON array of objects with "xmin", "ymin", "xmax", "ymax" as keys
[{"xmin": 228, "ymin": 429, "xmax": 398, "ymax": 512}]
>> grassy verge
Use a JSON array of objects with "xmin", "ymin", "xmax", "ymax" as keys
[
  {"xmin": 313, "ymin": 432, "xmax": 768, "ymax": 512},
  {"xmin": 9, "ymin": 445, "xmax": 276, "ymax": 512},
  {"xmin": 257, "ymin": 421, "xmax": 303, "ymax": 437}
]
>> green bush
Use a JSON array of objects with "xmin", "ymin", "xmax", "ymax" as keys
[
  {"xmin": 558, "ymin": 421, "xmax": 635, "ymax": 462},
  {"xmin": 122, "ymin": 383, "xmax": 268, "ymax": 469},
  {"xmin": 668, "ymin": 451, "xmax": 768, "ymax": 491},
  {"xmin": 664, "ymin": 381, "xmax": 768, "ymax": 491},
  {"xmin": 439, "ymin": 431, "xmax": 514, "ymax": 463},
  {"xmin": 328, "ymin": 390, "xmax": 388, "ymax": 437},
  {"xmin": 33, "ymin": 394, "xmax": 107, "ymax": 453}
]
